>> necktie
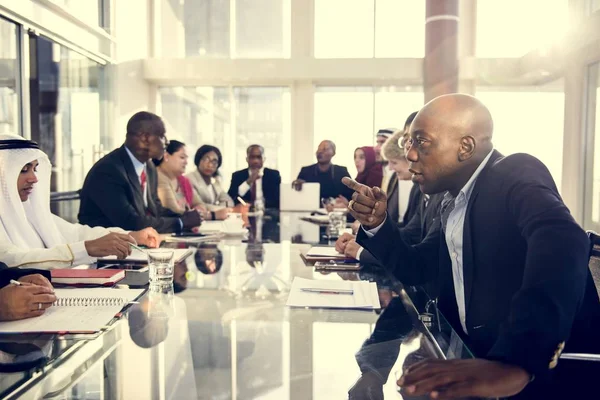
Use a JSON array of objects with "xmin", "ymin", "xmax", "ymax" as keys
[
  {"xmin": 250, "ymin": 180, "xmax": 257, "ymax": 203},
  {"xmin": 140, "ymin": 169, "xmax": 147, "ymax": 194},
  {"xmin": 440, "ymin": 197, "xmax": 456, "ymax": 232}
]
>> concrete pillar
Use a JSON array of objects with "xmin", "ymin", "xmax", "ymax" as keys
[{"xmin": 424, "ymin": 0, "xmax": 459, "ymax": 102}]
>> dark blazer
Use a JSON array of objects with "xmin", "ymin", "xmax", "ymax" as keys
[
  {"xmin": 297, "ymin": 163, "xmax": 353, "ymax": 200},
  {"xmin": 359, "ymin": 191, "xmax": 444, "ymax": 266},
  {"xmin": 357, "ymin": 150, "xmax": 600, "ymax": 382},
  {"xmin": 402, "ymin": 182, "xmax": 422, "ymax": 226},
  {"xmin": 385, "ymin": 174, "xmax": 399, "ymax": 224},
  {"xmin": 0, "ymin": 263, "xmax": 50, "ymax": 288},
  {"xmin": 78, "ymin": 145, "xmax": 182, "ymax": 233},
  {"xmin": 228, "ymin": 168, "xmax": 281, "ymax": 209}
]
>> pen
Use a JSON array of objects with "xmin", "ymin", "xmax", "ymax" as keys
[
  {"xmin": 9, "ymin": 279, "xmax": 22, "ymax": 286},
  {"xmin": 301, "ymin": 288, "xmax": 354, "ymax": 295},
  {"xmin": 328, "ymin": 259, "xmax": 358, "ymax": 264},
  {"xmin": 129, "ymin": 243, "xmax": 147, "ymax": 254},
  {"xmin": 237, "ymin": 196, "xmax": 248, "ymax": 206}
]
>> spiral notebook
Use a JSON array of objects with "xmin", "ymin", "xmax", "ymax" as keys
[{"xmin": 0, "ymin": 288, "xmax": 144, "ymax": 334}]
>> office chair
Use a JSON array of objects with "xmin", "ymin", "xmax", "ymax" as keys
[{"xmin": 559, "ymin": 231, "xmax": 600, "ymax": 362}]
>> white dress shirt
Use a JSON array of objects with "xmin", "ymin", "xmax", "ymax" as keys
[
  {"xmin": 238, "ymin": 168, "xmax": 264, "ymax": 203},
  {"xmin": 125, "ymin": 146, "xmax": 148, "ymax": 207},
  {"xmin": 365, "ymin": 149, "xmax": 494, "ymax": 334},
  {"xmin": 398, "ymin": 180, "xmax": 413, "ymax": 221}
]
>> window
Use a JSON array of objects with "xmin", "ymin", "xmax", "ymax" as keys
[
  {"xmin": 589, "ymin": 0, "xmax": 600, "ymax": 14},
  {"xmin": 314, "ymin": 0, "xmax": 425, "ymax": 58},
  {"xmin": 159, "ymin": 86, "xmax": 291, "ymax": 182},
  {"xmin": 476, "ymin": 0, "xmax": 569, "ymax": 57},
  {"xmin": 0, "ymin": 17, "xmax": 20, "ymax": 136},
  {"xmin": 476, "ymin": 82, "xmax": 565, "ymax": 188},
  {"xmin": 29, "ymin": 36, "xmax": 108, "ymax": 195},
  {"xmin": 161, "ymin": 0, "xmax": 290, "ymax": 58},
  {"xmin": 585, "ymin": 62, "xmax": 600, "ymax": 229},
  {"xmin": 55, "ymin": 0, "xmax": 106, "ymax": 28},
  {"xmin": 314, "ymin": 87, "xmax": 423, "ymax": 177}
]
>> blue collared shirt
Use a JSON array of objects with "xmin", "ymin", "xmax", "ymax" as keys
[
  {"xmin": 442, "ymin": 149, "xmax": 494, "ymax": 334},
  {"xmin": 124, "ymin": 146, "xmax": 148, "ymax": 207}
]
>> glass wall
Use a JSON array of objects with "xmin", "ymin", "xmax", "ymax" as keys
[
  {"xmin": 585, "ymin": 62, "xmax": 600, "ymax": 230},
  {"xmin": 0, "ymin": 17, "xmax": 20, "ymax": 136},
  {"xmin": 161, "ymin": 0, "xmax": 290, "ymax": 58},
  {"xmin": 55, "ymin": 0, "xmax": 106, "ymax": 28},
  {"xmin": 159, "ymin": 86, "xmax": 291, "ymax": 182},
  {"xmin": 314, "ymin": 87, "xmax": 423, "ymax": 176},
  {"xmin": 29, "ymin": 35, "xmax": 108, "ymax": 195},
  {"xmin": 314, "ymin": 0, "xmax": 425, "ymax": 58},
  {"xmin": 476, "ymin": 81, "xmax": 565, "ymax": 188},
  {"xmin": 476, "ymin": 0, "xmax": 569, "ymax": 57}
]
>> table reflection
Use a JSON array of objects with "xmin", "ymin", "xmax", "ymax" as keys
[{"xmin": 0, "ymin": 212, "xmax": 474, "ymax": 400}]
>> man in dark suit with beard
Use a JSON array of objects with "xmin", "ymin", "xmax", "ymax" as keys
[
  {"xmin": 344, "ymin": 94, "xmax": 600, "ymax": 399},
  {"xmin": 78, "ymin": 112, "xmax": 201, "ymax": 233}
]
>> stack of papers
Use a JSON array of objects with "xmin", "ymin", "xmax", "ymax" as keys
[
  {"xmin": 306, "ymin": 246, "xmax": 344, "ymax": 258},
  {"xmin": 197, "ymin": 221, "xmax": 225, "ymax": 233},
  {"xmin": 100, "ymin": 249, "xmax": 193, "ymax": 264},
  {"xmin": 286, "ymin": 277, "xmax": 380, "ymax": 310}
]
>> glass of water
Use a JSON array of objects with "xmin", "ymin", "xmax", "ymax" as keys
[
  {"xmin": 327, "ymin": 210, "xmax": 346, "ymax": 238},
  {"xmin": 148, "ymin": 250, "xmax": 175, "ymax": 283}
]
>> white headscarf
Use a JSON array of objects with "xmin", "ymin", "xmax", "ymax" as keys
[{"xmin": 0, "ymin": 134, "xmax": 66, "ymax": 249}]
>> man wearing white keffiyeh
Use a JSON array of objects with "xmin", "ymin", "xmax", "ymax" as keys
[{"xmin": 0, "ymin": 134, "xmax": 160, "ymax": 269}]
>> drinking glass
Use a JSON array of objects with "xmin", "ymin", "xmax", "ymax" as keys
[
  {"xmin": 148, "ymin": 250, "xmax": 175, "ymax": 283},
  {"xmin": 327, "ymin": 210, "xmax": 346, "ymax": 238}
]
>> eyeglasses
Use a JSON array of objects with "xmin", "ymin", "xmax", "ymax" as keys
[{"xmin": 201, "ymin": 157, "xmax": 219, "ymax": 166}]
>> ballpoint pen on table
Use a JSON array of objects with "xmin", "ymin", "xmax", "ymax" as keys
[
  {"xmin": 129, "ymin": 243, "xmax": 147, "ymax": 254},
  {"xmin": 301, "ymin": 288, "xmax": 354, "ymax": 295}
]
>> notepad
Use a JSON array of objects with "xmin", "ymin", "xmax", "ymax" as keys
[
  {"xmin": 99, "ymin": 248, "xmax": 193, "ymax": 264},
  {"xmin": 286, "ymin": 277, "xmax": 380, "ymax": 309},
  {"xmin": 306, "ymin": 246, "xmax": 345, "ymax": 258},
  {"xmin": 0, "ymin": 288, "xmax": 144, "ymax": 334}
]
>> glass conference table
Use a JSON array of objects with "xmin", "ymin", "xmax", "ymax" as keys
[{"xmin": 0, "ymin": 211, "xmax": 474, "ymax": 400}]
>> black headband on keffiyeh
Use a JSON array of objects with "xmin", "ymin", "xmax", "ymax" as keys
[
  {"xmin": 0, "ymin": 140, "xmax": 41, "ymax": 151},
  {"xmin": 376, "ymin": 128, "xmax": 395, "ymax": 138}
]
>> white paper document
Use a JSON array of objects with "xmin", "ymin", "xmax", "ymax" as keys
[
  {"xmin": 101, "ymin": 248, "xmax": 192, "ymax": 263},
  {"xmin": 197, "ymin": 221, "xmax": 225, "ymax": 233},
  {"xmin": 286, "ymin": 277, "xmax": 380, "ymax": 309},
  {"xmin": 306, "ymin": 246, "xmax": 345, "ymax": 257},
  {"xmin": 0, "ymin": 288, "xmax": 144, "ymax": 333}
]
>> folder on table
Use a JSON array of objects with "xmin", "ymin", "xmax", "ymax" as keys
[{"xmin": 286, "ymin": 277, "xmax": 380, "ymax": 310}]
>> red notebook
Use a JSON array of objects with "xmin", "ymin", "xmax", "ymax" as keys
[{"xmin": 51, "ymin": 269, "xmax": 126, "ymax": 286}]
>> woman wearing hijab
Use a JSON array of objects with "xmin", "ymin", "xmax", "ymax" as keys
[
  {"xmin": 354, "ymin": 146, "xmax": 383, "ymax": 188},
  {"xmin": 0, "ymin": 134, "xmax": 160, "ymax": 269}
]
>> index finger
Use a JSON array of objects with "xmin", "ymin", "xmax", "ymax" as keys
[
  {"xmin": 116, "ymin": 233, "xmax": 136, "ymax": 244},
  {"xmin": 341, "ymin": 177, "xmax": 372, "ymax": 196}
]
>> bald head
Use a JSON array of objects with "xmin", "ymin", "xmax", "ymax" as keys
[
  {"xmin": 415, "ymin": 94, "xmax": 494, "ymax": 155},
  {"xmin": 406, "ymin": 94, "xmax": 495, "ymax": 196},
  {"xmin": 316, "ymin": 140, "xmax": 336, "ymax": 165}
]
